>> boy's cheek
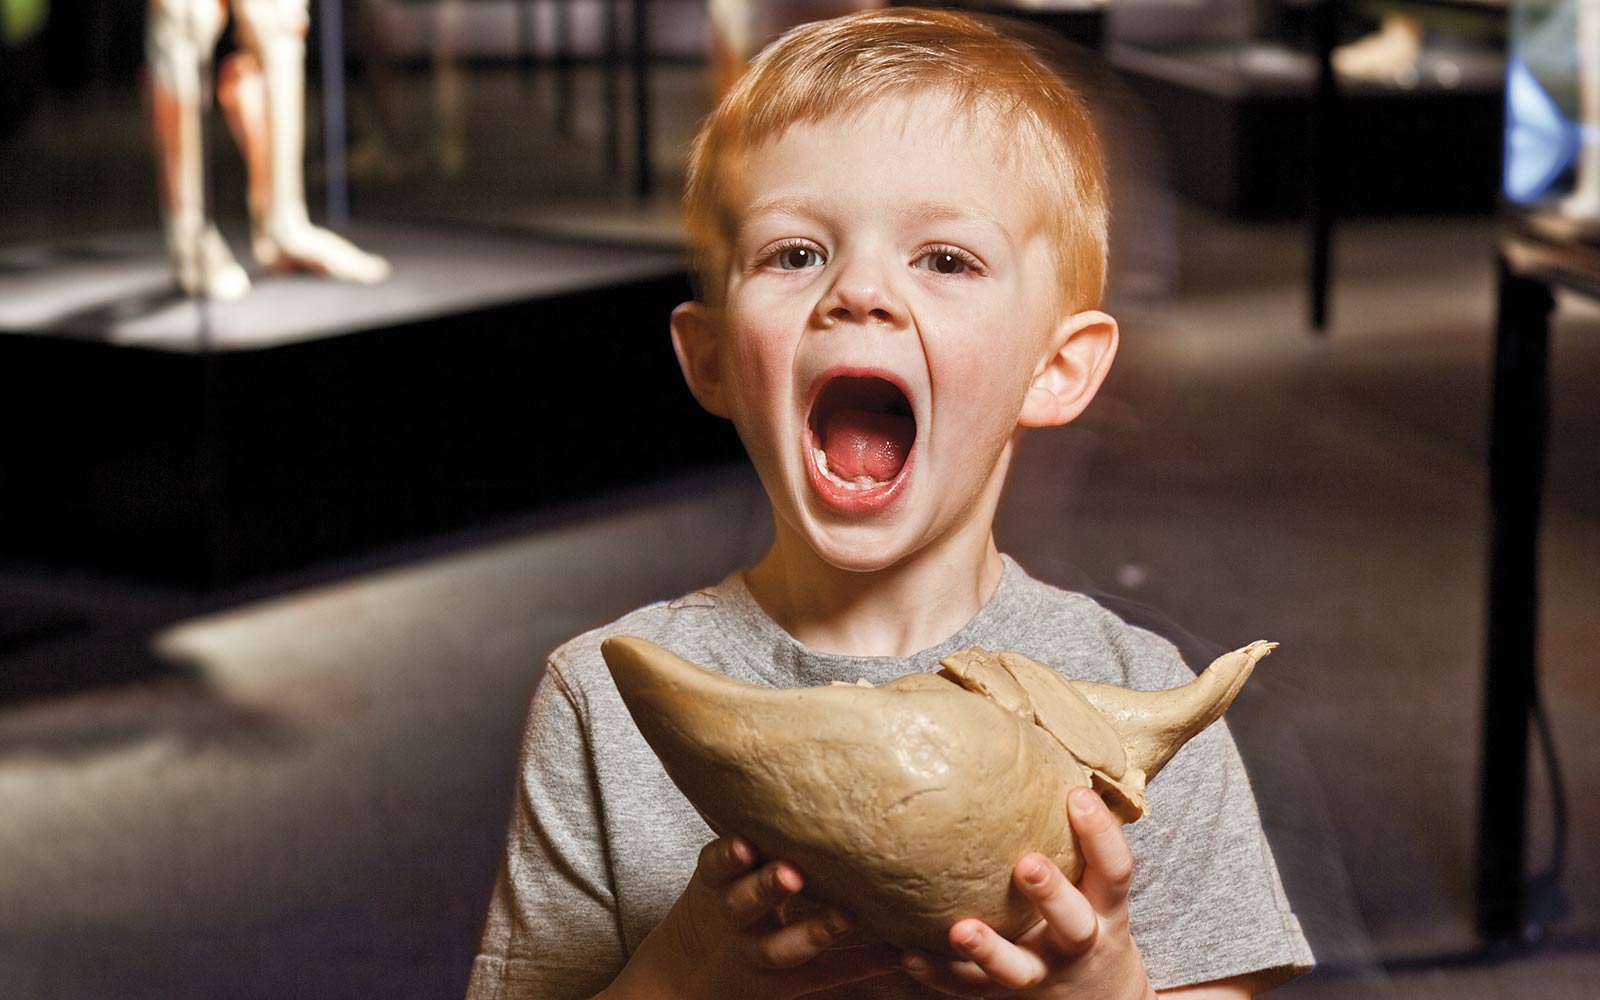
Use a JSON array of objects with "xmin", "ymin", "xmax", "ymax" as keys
[
  {"xmin": 933, "ymin": 337, "xmax": 1038, "ymax": 413},
  {"xmin": 721, "ymin": 337, "xmax": 787, "ymax": 400},
  {"xmin": 720, "ymin": 312, "xmax": 802, "ymax": 381}
]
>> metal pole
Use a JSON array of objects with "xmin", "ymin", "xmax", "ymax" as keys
[
  {"xmin": 318, "ymin": 0, "xmax": 350, "ymax": 227},
  {"xmin": 1307, "ymin": 0, "xmax": 1339, "ymax": 332},
  {"xmin": 556, "ymin": 0, "xmax": 575, "ymax": 136},
  {"xmin": 518, "ymin": 1, "xmax": 538, "ymax": 86},
  {"xmin": 605, "ymin": 0, "xmax": 622, "ymax": 177},
  {"xmin": 633, "ymin": 0, "xmax": 653, "ymax": 199}
]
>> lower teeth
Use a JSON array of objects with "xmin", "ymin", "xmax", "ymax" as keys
[{"xmin": 815, "ymin": 447, "xmax": 888, "ymax": 491}]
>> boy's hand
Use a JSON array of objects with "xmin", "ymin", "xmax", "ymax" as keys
[
  {"xmin": 899, "ymin": 787, "xmax": 1158, "ymax": 1000},
  {"xmin": 610, "ymin": 835, "xmax": 901, "ymax": 1000}
]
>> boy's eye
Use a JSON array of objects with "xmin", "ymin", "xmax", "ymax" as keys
[
  {"xmin": 772, "ymin": 245, "xmax": 826, "ymax": 270},
  {"xmin": 912, "ymin": 247, "xmax": 982, "ymax": 276}
]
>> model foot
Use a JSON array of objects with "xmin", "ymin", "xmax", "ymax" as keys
[
  {"xmin": 1332, "ymin": 15, "xmax": 1423, "ymax": 82},
  {"xmin": 168, "ymin": 222, "xmax": 251, "ymax": 301},
  {"xmin": 1557, "ymin": 181, "xmax": 1600, "ymax": 223},
  {"xmin": 254, "ymin": 222, "xmax": 391, "ymax": 284}
]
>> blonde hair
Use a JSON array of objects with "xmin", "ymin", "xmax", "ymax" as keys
[{"xmin": 683, "ymin": 7, "xmax": 1109, "ymax": 313}]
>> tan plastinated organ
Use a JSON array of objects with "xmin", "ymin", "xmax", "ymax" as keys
[{"xmin": 600, "ymin": 636, "xmax": 1276, "ymax": 955}]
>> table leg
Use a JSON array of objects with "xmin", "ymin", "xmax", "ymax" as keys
[{"xmin": 1475, "ymin": 255, "xmax": 1554, "ymax": 943}]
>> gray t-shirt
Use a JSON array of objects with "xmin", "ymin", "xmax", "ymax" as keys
[{"xmin": 466, "ymin": 557, "xmax": 1313, "ymax": 999}]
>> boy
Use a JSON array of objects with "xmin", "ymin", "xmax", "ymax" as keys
[{"xmin": 467, "ymin": 9, "xmax": 1313, "ymax": 999}]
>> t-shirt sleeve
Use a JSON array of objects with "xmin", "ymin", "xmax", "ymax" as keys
[
  {"xmin": 1116, "ymin": 630, "xmax": 1315, "ymax": 990},
  {"xmin": 465, "ymin": 663, "xmax": 628, "ymax": 1000}
]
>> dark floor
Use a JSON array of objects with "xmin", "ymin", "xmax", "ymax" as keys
[{"xmin": 3, "ymin": 59, "xmax": 1598, "ymax": 1000}]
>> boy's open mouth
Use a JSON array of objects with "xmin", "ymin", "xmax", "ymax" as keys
[{"xmin": 807, "ymin": 375, "xmax": 916, "ymax": 503}]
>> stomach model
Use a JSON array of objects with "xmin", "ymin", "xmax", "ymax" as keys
[{"xmin": 600, "ymin": 635, "xmax": 1276, "ymax": 955}]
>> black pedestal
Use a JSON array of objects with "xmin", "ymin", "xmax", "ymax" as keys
[
  {"xmin": 0, "ymin": 227, "xmax": 741, "ymax": 586},
  {"xmin": 1112, "ymin": 42, "xmax": 1504, "ymax": 219}
]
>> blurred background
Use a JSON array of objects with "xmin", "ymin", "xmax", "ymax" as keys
[{"xmin": 1, "ymin": 1, "xmax": 1596, "ymax": 997}]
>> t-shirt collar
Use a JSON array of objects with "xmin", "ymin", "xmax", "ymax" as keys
[{"xmin": 712, "ymin": 555, "xmax": 1031, "ymax": 688}]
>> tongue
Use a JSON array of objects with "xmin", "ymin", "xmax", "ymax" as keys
[{"xmin": 821, "ymin": 408, "xmax": 915, "ymax": 482}]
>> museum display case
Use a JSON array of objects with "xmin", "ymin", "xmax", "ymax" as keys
[
  {"xmin": 1105, "ymin": 1, "xmax": 1507, "ymax": 218},
  {"xmin": 0, "ymin": 1, "xmax": 737, "ymax": 586}
]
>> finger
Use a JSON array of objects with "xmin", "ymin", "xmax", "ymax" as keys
[
  {"xmin": 695, "ymin": 835, "xmax": 757, "ymax": 890},
  {"xmin": 1068, "ymin": 786, "xmax": 1135, "ymax": 917},
  {"xmin": 747, "ymin": 908, "xmax": 854, "ymax": 969},
  {"xmin": 899, "ymin": 948, "xmax": 1009, "ymax": 997},
  {"xmin": 723, "ymin": 860, "xmax": 803, "ymax": 928},
  {"xmin": 1013, "ymin": 852, "xmax": 1099, "ymax": 955},
  {"xmin": 944, "ymin": 918, "xmax": 1050, "ymax": 992}
]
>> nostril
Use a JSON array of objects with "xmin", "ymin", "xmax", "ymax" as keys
[
  {"xmin": 868, "ymin": 308, "xmax": 891, "ymax": 323},
  {"xmin": 829, "ymin": 307, "xmax": 851, "ymax": 322}
]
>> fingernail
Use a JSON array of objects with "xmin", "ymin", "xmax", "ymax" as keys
[
  {"xmin": 1023, "ymin": 857, "xmax": 1049, "ymax": 885},
  {"xmin": 954, "ymin": 927, "xmax": 980, "ymax": 950},
  {"xmin": 827, "ymin": 911, "xmax": 853, "ymax": 936},
  {"xmin": 903, "ymin": 954, "xmax": 928, "ymax": 975},
  {"xmin": 1070, "ymin": 787, "xmax": 1098, "ymax": 810}
]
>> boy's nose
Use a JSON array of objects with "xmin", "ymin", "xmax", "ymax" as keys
[{"xmin": 816, "ymin": 259, "xmax": 906, "ymax": 328}]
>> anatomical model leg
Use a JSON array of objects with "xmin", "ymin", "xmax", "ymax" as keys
[
  {"xmin": 1332, "ymin": 13, "xmax": 1423, "ymax": 82},
  {"xmin": 224, "ymin": 0, "xmax": 389, "ymax": 282},
  {"xmin": 147, "ymin": 0, "xmax": 252, "ymax": 300},
  {"xmin": 1561, "ymin": 0, "xmax": 1600, "ymax": 223}
]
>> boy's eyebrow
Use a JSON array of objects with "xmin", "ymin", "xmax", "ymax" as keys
[
  {"xmin": 902, "ymin": 201, "xmax": 1025, "ymax": 256},
  {"xmin": 898, "ymin": 200, "xmax": 1011, "ymax": 236},
  {"xmin": 729, "ymin": 194, "xmax": 818, "ymax": 245},
  {"xmin": 744, "ymin": 194, "xmax": 817, "ymax": 219}
]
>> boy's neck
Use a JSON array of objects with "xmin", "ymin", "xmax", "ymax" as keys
[{"xmin": 743, "ymin": 530, "xmax": 1007, "ymax": 659}]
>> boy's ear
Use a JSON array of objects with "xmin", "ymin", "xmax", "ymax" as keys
[
  {"xmin": 1018, "ymin": 309, "xmax": 1119, "ymax": 429},
  {"xmin": 670, "ymin": 301, "xmax": 731, "ymax": 418}
]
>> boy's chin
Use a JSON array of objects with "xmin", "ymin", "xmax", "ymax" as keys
[
  {"xmin": 820, "ymin": 549, "xmax": 905, "ymax": 575},
  {"xmin": 795, "ymin": 520, "xmax": 920, "ymax": 575}
]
